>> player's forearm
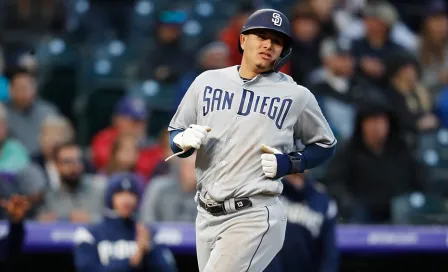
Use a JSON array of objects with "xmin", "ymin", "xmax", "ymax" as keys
[
  {"xmin": 169, "ymin": 130, "xmax": 195, "ymax": 158},
  {"xmin": 294, "ymin": 143, "xmax": 336, "ymax": 171},
  {"xmin": 275, "ymin": 143, "xmax": 336, "ymax": 177}
]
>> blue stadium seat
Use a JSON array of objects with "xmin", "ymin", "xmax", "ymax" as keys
[
  {"xmin": 417, "ymin": 129, "xmax": 448, "ymax": 195},
  {"xmin": 391, "ymin": 192, "xmax": 448, "ymax": 224}
]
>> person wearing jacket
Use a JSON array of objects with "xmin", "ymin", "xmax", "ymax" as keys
[
  {"xmin": 326, "ymin": 102, "xmax": 425, "ymax": 223},
  {"xmin": 265, "ymin": 173, "xmax": 339, "ymax": 272},
  {"xmin": 73, "ymin": 172, "xmax": 177, "ymax": 272},
  {"xmin": 0, "ymin": 194, "xmax": 30, "ymax": 271}
]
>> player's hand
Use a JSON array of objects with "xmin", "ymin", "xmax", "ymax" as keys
[
  {"xmin": 261, "ymin": 144, "xmax": 283, "ymax": 178},
  {"xmin": 173, "ymin": 124, "xmax": 211, "ymax": 150}
]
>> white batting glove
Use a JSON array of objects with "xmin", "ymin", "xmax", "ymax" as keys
[
  {"xmin": 173, "ymin": 124, "xmax": 211, "ymax": 150},
  {"xmin": 261, "ymin": 144, "xmax": 283, "ymax": 178}
]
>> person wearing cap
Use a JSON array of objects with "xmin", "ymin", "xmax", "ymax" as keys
[
  {"xmin": 91, "ymin": 96, "xmax": 166, "ymax": 180},
  {"xmin": 308, "ymin": 36, "xmax": 356, "ymax": 140},
  {"xmin": 73, "ymin": 172, "xmax": 177, "ymax": 272},
  {"xmin": 264, "ymin": 172, "xmax": 339, "ymax": 272},
  {"xmin": 350, "ymin": 1, "xmax": 407, "ymax": 87},
  {"xmin": 418, "ymin": 0, "xmax": 448, "ymax": 92}
]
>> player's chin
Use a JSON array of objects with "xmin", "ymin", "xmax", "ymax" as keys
[{"xmin": 255, "ymin": 62, "xmax": 274, "ymax": 72}]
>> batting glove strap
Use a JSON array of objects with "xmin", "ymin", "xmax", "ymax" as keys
[{"xmin": 287, "ymin": 152, "xmax": 305, "ymax": 174}]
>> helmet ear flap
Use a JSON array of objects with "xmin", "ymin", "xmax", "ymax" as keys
[{"xmin": 273, "ymin": 46, "xmax": 292, "ymax": 72}]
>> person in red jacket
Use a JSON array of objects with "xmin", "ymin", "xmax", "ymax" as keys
[{"xmin": 91, "ymin": 96, "xmax": 165, "ymax": 180}]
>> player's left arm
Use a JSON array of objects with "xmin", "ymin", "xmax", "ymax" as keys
[
  {"xmin": 318, "ymin": 200, "xmax": 339, "ymax": 272},
  {"xmin": 261, "ymin": 93, "xmax": 336, "ymax": 179}
]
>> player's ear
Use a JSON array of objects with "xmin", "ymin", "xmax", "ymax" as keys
[{"xmin": 240, "ymin": 34, "xmax": 246, "ymax": 51}]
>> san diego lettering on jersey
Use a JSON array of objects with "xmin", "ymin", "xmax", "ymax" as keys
[{"xmin": 202, "ymin": 86, "xmax": 292, "ymax": 129}]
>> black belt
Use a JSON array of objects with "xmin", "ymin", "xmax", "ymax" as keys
[{"xmin": 198, "ymin": 196, "xmax": 253, "ymax": 216}]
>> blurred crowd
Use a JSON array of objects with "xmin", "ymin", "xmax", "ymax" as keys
[{"xmin": 0, "ymin": 0, "xmax": 447, "ymax": 232}]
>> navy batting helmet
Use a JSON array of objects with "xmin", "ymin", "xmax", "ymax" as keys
[{"xmin": 238, "ymin": 9, "xmax": 292, "ymax": 72}]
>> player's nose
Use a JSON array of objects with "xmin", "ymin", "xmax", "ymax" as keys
[{"xmin": 262, "ymin": 39, "xmax": 272, "ymax": 49}]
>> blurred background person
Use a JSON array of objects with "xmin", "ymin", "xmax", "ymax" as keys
[
  {"xmin": 308, "ymin": 36, "xmax": 356, "ymax": 141},
  {"xmin": 5, "ymin": 67, "xmax": 59, "ymax": 154},
  {"xmin": 174, "ymin": 41, "xmax": 230, "ymax": 109},
  {"xmin": 326, "ymin": 102, "xmax": 425, "ymax": 223},
  {"xmin": 138, "ymin": 7, "xmax": 191, "ymax": 84},
  {"xmin": 218, "ymin": 1, "xmax": 254, "ymax": 67},
  {"xmin": 384, "ymin": 52, "xmax": 439, "ymax": 148},
  {"xmin": 32, "ymin": 115, "xmax": 76, "ymax": 190},
  {"xmin": 350, "ymin": 1, "xmax": 405, "ymax": 88},
  {"xmin": 73, "ymin": 172, "xmax": 177, "ymax": 272},
  {"xmin": 104, "ymin": 134, "xmax": 139, "ymax": 177},
  {"xmin": 0, "ymin": 103, "xmax": 29, "ymax": 174},
  {"xmin": 91, "ymin": 96, "xmax": 165, "ymax": 180},
  {"xmin": 265, "ymin": 172, "xmax": 339, "ymax": 272},
  {"xmin": 37, "ymin": 142, "xmax": 105, "ymax": 223},
  {"xmin": 289, "ymin": 2, "xmax": 323, "ymax": 85},
  {"xmin": 140, "ymin": 153, "xmax": 197, "ymax": 224},
  {"xmin": 0, "ymin": 194, "xmax": 30, "ymax": 271},
  {"xmin": 418, "ymin": 0, "xmax": 448, "ymax": 94}
]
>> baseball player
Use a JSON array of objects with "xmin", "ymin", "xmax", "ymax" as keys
[{"xmin": 167, "ymin": 8, "xmax": 337, "ymax": 272}]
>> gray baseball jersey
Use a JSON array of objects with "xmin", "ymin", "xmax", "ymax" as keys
[{"xmin": 169, "ymin": 65, "xmax": 336, "ymax": 202}]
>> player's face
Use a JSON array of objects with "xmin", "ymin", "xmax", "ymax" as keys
[
  {"xmin": 113, "ymin": 191, "xmax": 138, "ymax": 218},
  {"xmin": 240, "ymin": 29, "xmax": 284, "ymax": 72}
]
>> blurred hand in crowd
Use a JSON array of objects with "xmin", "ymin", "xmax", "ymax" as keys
[
  {"xmin": 360, "ymin": 56, "xmax": 384, "ymax": 78},
  {"xmin": 0, "ymin": 195, "xmax": 31, "ymax": 223},
  {"xmin": 417, "ymin": 113, "xmax": 439, "ymax": 131},
  {"xmin": 130, "ymin": 223, "xmax": 151, "ymax": 267}
]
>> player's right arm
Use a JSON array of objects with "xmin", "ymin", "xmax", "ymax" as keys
[{"xmin": 168, "ymin": 77, "xmax": 210, "ymax": 158}]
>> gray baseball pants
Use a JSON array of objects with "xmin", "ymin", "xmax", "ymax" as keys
[{"xmin": 195, "ymin": 194, "xmax": 287, "ymax": 272}]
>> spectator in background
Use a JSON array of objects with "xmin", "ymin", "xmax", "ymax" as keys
[
  {"xmin": 139, "ymin": 8, "xmax": 191, "ymax": 84},
  {"xmin": 73, "ymin": 173, "xmax": 177, "ymax": 272},
  {"xmin": 308, "ymin": 36, "xmax": 356, "ymax": 140},
  {"xmin": 91, "ymin": 96, "xmax": 166, "ymax": 180},
  {"xmin": 335, "ymin": 0, "xmax": 418, "ymax": 52},
  {"xmin": 140, "ymin": 153, "xmax": 197, "ymax": 224},
  {"xmin": 37, "ymin": 142, "xmax": 105, "ymax": 223},
  {"xmin": 219, "ymin": 2, "xmax": 254, "ymax": 66},
  {"xmin": 0, "ymin": 103, "xmax": 29, "ymax": 174},
  {"xmin": 32, "ymin": 115, "xmax": 75, "ymax": 190},
  {"xmin": 350, "ymin": 1, "xmax": 404, "ymax": 87},
  {"xmin": 265, "ymin": 172, "xmax": 339, "ymax": 272},
  {"xmin": 5, "ymin": 67, "xmax": 59, "ymax": 154},
  {"xmin": 306, "ymin": 0, "xmax": 338, "ymax": 38},
  {"xmin": 105, "ymin": 134, "xmax": 140, "ymax": 177},
  {"xmin": 418, "ymin": 0, "xmax": 448, "ymax": 93},
  {"xmin": 289, "ymin": 2, "xmax": 323, "ymax": 85},
  {"xmin": 384, "ymin": 52, "xmax": 439, "ymax": 147},
  {"xmin": 327, "ymin": 102, "xmax": 425, "ymax": 223},
  {"xmin": 0, "ymin": 194, "xmax": 30, "ymax": 271},
  {"xmin": 175, "ymin": 41, "xmax": 230, "ymax": 108}
]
